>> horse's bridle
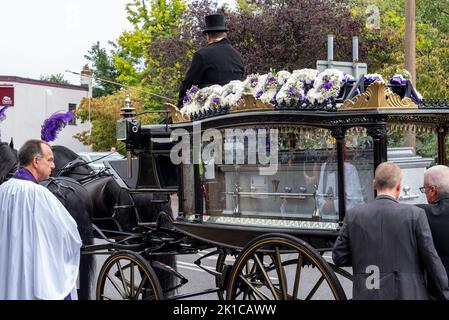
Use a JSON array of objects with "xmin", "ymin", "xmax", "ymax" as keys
[{"xmin": 43, "ymin": 177, "xmax": 76, "ymax": 201}]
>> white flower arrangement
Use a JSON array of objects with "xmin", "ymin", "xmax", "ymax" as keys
[
  {"xmin": 201, "ymin": 85, "xmax": 223, "ymax": 112},
  {"xmin": 290, "ymin": 69, "xmax": 319, "ymax": 85},
  {"xmin": 221, "ymin": 80, "xmax": 245, "ymax": 107},
  {"xmin": 306, "ymin": 69, "xmax": 344, "ymax": 104},
  {"xmin": 243, "ymin": 74, "xmax": 261, "ymax": 96},
  {"xmin": 275, "ymin": 82, "xmax": 305, "ymax": 105},
  {"xmin": 180, "ymin": 85, "xmax": 202, "ymax": 115},
  {"xmin": 258, "ymin": 73, "xmax": 280, "ymax": 104},
  {"xmin": 180, "ymin": 68, "xmax": 368, "ymax": 116},
  {"xmin": 276, "ymin": 70, "xmax": 291, "ymax": 86}
]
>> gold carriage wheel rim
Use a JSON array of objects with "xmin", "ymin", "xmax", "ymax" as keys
[
  {"xmin": 96, "ymin": 252, "xmax": 162, "ymax": 300},
  {"xmin": 226, "ymin": 238, "xmax": 342, "ymax": 300}
]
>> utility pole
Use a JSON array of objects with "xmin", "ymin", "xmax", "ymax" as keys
[
  {"xmin": 405, "ymin": 0, "xmax": 416, "ymax": 86},
  {"xmin": 404, "ymin": 0, "xmax": 417, "ymax": 150}
]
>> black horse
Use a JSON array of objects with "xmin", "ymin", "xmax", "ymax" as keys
[
  {"xmin": 0, "ymin": 141, "xmax": 95, "ymax": 300},
  {"xmin": 50, "ymin": 145, "xmax": 177, "ymax": 296}
]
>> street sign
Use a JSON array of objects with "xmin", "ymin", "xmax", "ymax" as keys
[{"xmin": 0, "ymin": 85, "xmax": 14, "ymax": 106}]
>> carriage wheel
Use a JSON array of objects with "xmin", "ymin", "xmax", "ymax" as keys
[
  {"xmin": 215, "ymin": 248, "xmax": 238, "ymax": 300},
  {"xmin": 96, "ymin": 251, "xmax": 164, "ymax": 300},
  {"xmin": 226, "ymin": 234, "xmax": 346, "ymax": 300},
  {"xmin": 215, "ymin": 251, "xmax": 227, "ymax": 300}
]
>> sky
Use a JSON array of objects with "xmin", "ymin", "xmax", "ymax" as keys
[{"xmin": 0, "ymin": 0, "xmax": 234, "ymax": 85}]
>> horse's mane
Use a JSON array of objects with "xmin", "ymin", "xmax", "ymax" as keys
[
  {"xmin": 0, "ymin": 142, "xmax": 18, "ymax": 184},
  {"xmin": 51, "ymin": 145, "xmax": 94, "ymax": 179}
]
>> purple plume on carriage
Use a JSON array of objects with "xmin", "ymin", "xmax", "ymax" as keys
[
  {"xmin": 40, "ymin": 111, "xmax": 74, "ymax": 142},
  {"xmin": 0, "ymin": 105, "xmax": 10, "ymax": 122}
]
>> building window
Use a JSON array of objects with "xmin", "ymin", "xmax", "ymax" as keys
[{"xmin": 68, "ymin": 103, "xmax": 76, "ymax": 125}]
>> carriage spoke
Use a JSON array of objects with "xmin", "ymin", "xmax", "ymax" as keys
[
  {"xmin": 116, "ymin": 261, "xmax": 130, "ymax": 297},
  {"xmin": 292, "ymin": 253, "xmax": 303, "ymax": 300},
  {"xmin": 253, "ymin": 254, "xmax": 279, "ymax": 300},
  {"xmin": 106, "ymin": 274, "xmax": 126, "ymax": 299},
  {"xmin": 274, "ymin": 247, "xmax": 288, "ymax": 300},
  {"xmin": 239, "ymin": 275, "xmax": 270, "ymax": 300},
  {"xmin": 305, "ymin": 275, "xmax": 325, "ymax": 300},
  {"xmin": 235, "ymin": 288, "xmax": 244, "ymax": 299},
  {"xmin": 130, "ymin": 262, "xmax": 135, "ymax": 298},
  {"xmin": 100, "ymin": 295, "xmax": 113, "ymax": 300},
  {"xmin": 134, "ymin": 275, "xmax": 148, "ymax": 299},
  {"xmin": 245, "ymin": 259, "xmax": 257, "ymax": 278}
]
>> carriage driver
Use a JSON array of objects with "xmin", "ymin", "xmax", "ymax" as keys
[
  {"xmin": 0, "ymin": 139, "xmax": 82, "ymax": 300},
  {"xmin": 177, "ymin": 13, "xmax": 245, "ymax": 108}
]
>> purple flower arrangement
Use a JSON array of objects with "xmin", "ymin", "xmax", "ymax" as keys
[{"xmin": 364, "ymin": 73, "xmax": 385, "ymax": 83}]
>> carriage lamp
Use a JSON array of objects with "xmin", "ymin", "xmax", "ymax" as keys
[{"xmin": 117, "ymin": 94, "xmax": 141, "ymax": 179}]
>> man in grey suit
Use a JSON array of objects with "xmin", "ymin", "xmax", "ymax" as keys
[{"xmin": 333, "ymin": 162, "xmax": 449, "ymax": 300}]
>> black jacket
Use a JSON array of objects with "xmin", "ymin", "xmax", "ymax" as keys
[
  {"xmin": 177, "ymin": 38, "xmax": 245, "ymax": 108},
  {"xmin": 333, "ymin": 195, "xmax": 449, "ymax": 300},
  {"xmin": 417, "ymin": 194, "xmax": 449, "ymax": 278}
]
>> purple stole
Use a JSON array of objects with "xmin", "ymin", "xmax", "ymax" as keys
[
  {"xmin": 13, "ymin": 167, "xmax": 37, "ymax": 184},
  {"xmin": 13, "ymin": 167, "xmax": 72, "ymax": 301}
]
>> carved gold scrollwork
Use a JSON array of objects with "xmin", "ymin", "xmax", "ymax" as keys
[
  {"xmin": 164, "ymin": 103, "xmax": 191, "ymax": 123},
  {"xmin": 230, "ymin": 93, "xmax": 275, "ymax": 113},
  {"xmin": 340, "ymin": 82, "xmax": 418, "ymax": 111}
]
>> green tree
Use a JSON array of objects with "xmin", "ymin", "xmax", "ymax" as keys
[
  {"xmin": 75, "ymin": 90, "xmax": 158, "ymax": 151},
  {"xmin": 346, "ymin": 0, "xmax": 449, "ymax": 98},
  {"xmin": 84, "ymin": 41, "xmax": 121, "ymax": 97},
  {"xmin": 113, "ymin": 0, "xmax": 187, "ymax": 87},
  {"xmin": 76, "ymin": 1, "xmax": 186, "ymax": 148},
  {"xmin": 39, "ymin": 73, "xmax": 70, "ymax": 85}
]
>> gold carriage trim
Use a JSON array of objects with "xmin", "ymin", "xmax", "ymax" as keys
[
  {"xmin": 230, "ymin": 93, "xmax": 275, "ymax": 113},
  {"xmin": 339, "ymin": 82, "xmax": 418, "ymax": 111},
  {"xmin": 164, "ymin": 103, "xmax": 191, "ymax": 123}
]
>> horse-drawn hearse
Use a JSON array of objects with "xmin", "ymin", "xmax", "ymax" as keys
[
  {"xmin": 70, "ymin": 70, "xmax": 447, "ymax": 301},
  {"xmin": 3, "ymin": 70, "xmax": 447, "ymax": 300}
]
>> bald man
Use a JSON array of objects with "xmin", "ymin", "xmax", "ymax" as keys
[
  {"xmin": 333, "ymin": 162, "xmax": 449, "ymax": 300},
  {"xmin": 417, "ymin": 165, "xmax": 449, "ymax": 278}
]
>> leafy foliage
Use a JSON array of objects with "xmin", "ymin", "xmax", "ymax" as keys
[
  {"xmin": 347, "ymin": 0, "xmax": 449, "ymax": 97},
  {"xmin": 75, "ymin": 90, "xmax": 159, "ymax": 152},
  {"xmin": 39, "ymin": 73, "xmax": 70, "ymax": 85},
  {"xmin": 113, "ymin": 0, "xmax": 187, "ymax": 89},
  {"xmin": 159, "ymin": 0, "xmax": 364, "ymax": 77},
  {"xmin": 84, "ymin": 41, "xmax": 121, "ymax": 97}
]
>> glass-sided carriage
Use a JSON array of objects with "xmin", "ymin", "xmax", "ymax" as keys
[{"xmin": 91, "ymin": 80, "xmax": 449, "ymax": 300}]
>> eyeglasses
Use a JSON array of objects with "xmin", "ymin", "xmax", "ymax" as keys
[{"xmin": 419, "ymin": 185, "xmax": 436, "ymax": 193}]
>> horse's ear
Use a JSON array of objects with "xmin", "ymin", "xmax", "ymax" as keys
[{"xmin": 9, "ymin": 138, "xmax": 14, "ymax": 150}]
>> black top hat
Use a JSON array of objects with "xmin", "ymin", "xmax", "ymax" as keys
[{"xmin": 202, "ymin": 14, "xmax": 228, "ymax": 34}]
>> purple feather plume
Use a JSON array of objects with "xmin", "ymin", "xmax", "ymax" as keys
[
  {"xmin": 0, "ymin": 106, "xmax": 10, "ymax": 122},
  {"xmin": 41, "ymin": 111, "xmax": 74, "ymax": 142}
]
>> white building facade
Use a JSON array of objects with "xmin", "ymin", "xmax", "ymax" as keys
[{"xmin": 0, "ymin": 76, "xmax": 91, "ymax": 152}]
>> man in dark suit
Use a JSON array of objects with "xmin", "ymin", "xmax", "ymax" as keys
[
  {"xmin": 177, "ymin": 13, "xmax": 245, "ymax": 108},
  {"xmin": 417, "ymin": 165, "xmax": 449, "ymax": 278},
  {"xmin": 333, "ymin": 162, "xmax": 449, "ymax": 300}
]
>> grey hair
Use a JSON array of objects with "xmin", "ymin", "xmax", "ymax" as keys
[
  {"xmin": 18, "ymin": 139, "xmax": 50, "ymax": 166},
  {"xmin": 374, "ymin": 162, "xmax": 402, "ymax": 190},
  {"xmin": 425, "ymin": 165, "xmax": 449, "ymax": 194}
]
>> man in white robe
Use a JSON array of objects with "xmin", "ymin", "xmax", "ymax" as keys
[{"xmin": 0, "ymin": 139, "xmax": 82, "ymax": 300}]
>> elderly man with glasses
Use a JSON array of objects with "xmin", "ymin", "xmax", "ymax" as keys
[{"xmin": 417, "ymin": 165, "xmax": 449, "ymax": 279}]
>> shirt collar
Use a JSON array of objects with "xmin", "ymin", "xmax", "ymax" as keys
[{"xmin": 376, "ymin": 194, "xmax": 398, "ymax": 203}]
